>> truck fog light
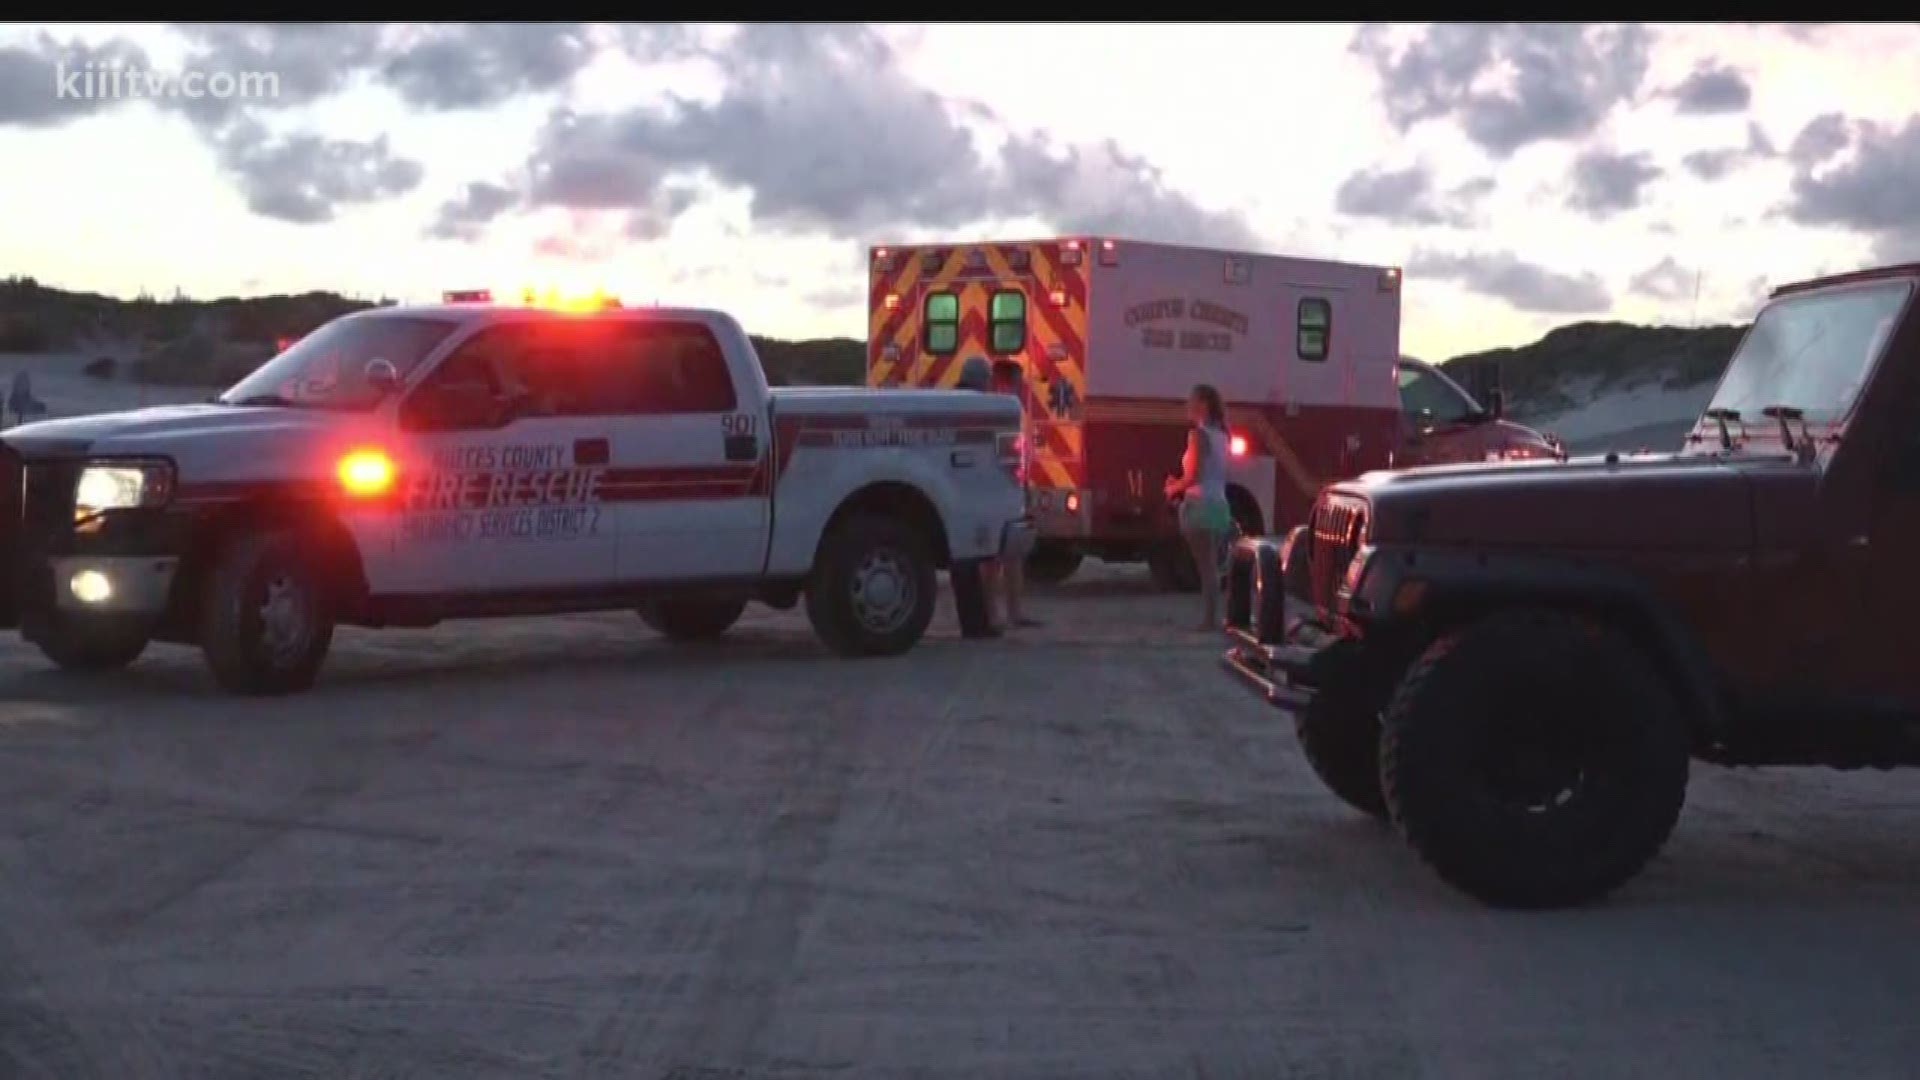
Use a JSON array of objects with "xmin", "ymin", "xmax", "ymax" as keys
[{"xmin": 70, "ymin": 569, "xmax": 114, "ymax": 605}]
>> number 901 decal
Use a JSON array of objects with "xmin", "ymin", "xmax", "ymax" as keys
[{"xmin": 722, "ymin": 413, "xmax": 758, "ymax": 437}]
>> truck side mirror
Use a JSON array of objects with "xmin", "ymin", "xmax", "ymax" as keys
[{"xmin": 1487, "ymin": 388, "xmax": 1506, "ymax": 419}]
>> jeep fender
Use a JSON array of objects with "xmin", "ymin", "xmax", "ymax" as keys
[{"xmin": 1354, "ymin": 547, "xmax": 1732, "ymax": 741}]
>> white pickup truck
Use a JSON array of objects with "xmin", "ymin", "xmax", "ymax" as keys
[{"xmin": 0, "ymin": 302, "xmax": 1031, "ymax": 694}]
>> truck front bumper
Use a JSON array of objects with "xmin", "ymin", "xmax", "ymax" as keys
[
  {"xmin": 2, "ymin": 453, "xmax": 189, "ymax": 633},
  {"xmin": 1218, "ymin": 532, "xmax": 1365, "ymax": 720},
  {"xmin": 46, "ymin": 556, "xmax": 179, "ymax": 616},
  {"xmin": 1220, "ymin": 622, "xmax": 1361, "ymax": 716}
]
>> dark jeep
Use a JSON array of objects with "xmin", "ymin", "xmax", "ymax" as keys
[{"xmin": 1222, "ymin": 262, "xmax": 1920, "ymax": 908}]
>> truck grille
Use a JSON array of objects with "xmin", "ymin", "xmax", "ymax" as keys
[
  {"xmin": 1308, "ymin": 495, "xmax": 1367, "ymax": 611},
  {"xmin": 20, "ymin": 459, "xmax": 75, "ymax": 537}
]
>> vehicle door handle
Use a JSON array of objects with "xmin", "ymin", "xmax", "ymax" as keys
[
  {"xmin": 725, "ymin": 434, "xmax": 759, "ymax": 462},
  {"xmin": 574, "ymin": 438, "xmax": 610, "ymax": 466}
]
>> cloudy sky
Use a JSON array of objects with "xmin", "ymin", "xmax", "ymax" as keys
[{"xmin": 2, "ymin": 22, "xmax": 1916, "ymax": 359}]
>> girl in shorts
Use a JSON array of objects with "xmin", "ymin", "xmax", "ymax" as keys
[{"xmin": 1163, "ymin": 383, "xmax": 1233, "ymax": 630}]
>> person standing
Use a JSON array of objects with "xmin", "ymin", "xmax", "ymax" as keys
[
  {"xmin": 982, "ymin": 360, "xmax": 1041, "ymax": 630},
  {"xmin": 948, "ymin": 357, "xmax": 1002, "ymax": 638},
  {"xmin": 1163, "ymin": 383, "xmax": 1232, "ymax": 631}
]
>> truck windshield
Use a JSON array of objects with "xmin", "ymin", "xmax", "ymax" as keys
[
  {"xmin": 219, "ymin": 315, "xmax": 459, "ymax": 411},
  {"xmin": 1707, "ymin": 280, "xmax": 1912, "ymax": 424}
]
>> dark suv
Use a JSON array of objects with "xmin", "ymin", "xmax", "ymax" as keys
[{"xmin": 1222, "ymin": 263, "xmax": 1920, "ymax": 908}]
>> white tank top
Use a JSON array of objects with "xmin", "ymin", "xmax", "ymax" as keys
[{"xmin": 1194, "ymin": 422, "xmax": 1228, "ymax": 503}]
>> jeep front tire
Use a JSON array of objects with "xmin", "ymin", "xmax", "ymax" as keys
[
  {"xmin": 1379, "ymin": 608, "xmax": 1689, "ymax": 908},
  {"xmin": 199, "ymin": 529, "xmax": 336, "ymax": 696},
  {"xmin": 806, "ymin": 513, "xmax": 936, "ymax": 657},
  {"xmin": 32, "ymin": 612, "xmax": 149, "ymax": 672},
  {"xmin": 639, "ymin": 593, "xmax": 749, "ymax": 642},
  {"xmin": 1295, "ymin": 676, "xmax": 1389, "ymax": 821}
]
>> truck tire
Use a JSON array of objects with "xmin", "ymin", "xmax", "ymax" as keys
[
  {"xmin": 806, "ymin": 513, "xmax": 937, "ymax": 657},
  {"xmin": 199, "ymin": 529, "xmax": 336, "ymax": 696},
  {"xmin": 32, "ymin": 613, "xmax": 149, "ymax": 672},
  {"xmin": 1379, "ymin": 608, "xmax": 1690, "ymax": 908},
  {"xmin": 1296, "ymin": 678, "xmax": 1389, "ymax": 821},
  {"xmin": 639, "ymin": 593, "xmax": 748, "ymax": 642},
  {"xmin": 1146, "ymin": 540, "xmax": 1196, "ymax": 593},
  {"xmin": 1025, "ymin": 543, "xmax": 1082, "ymax": 586}
]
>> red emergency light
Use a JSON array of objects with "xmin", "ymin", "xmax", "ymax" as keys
[
  {"xmin": 1229, "ymin": 434, "xmax": 1249, "ymax": 457},
  {"xmin": 884, "ymin": 293, "xmax": 901, "ymax": 310},
  {"xmin": 1049, "ymin": 288, "xmax": 1068, "ymax": 307},
  {"xmin": 1098, "ymin": 239, "xmax": 1119, "ymax": 267},
  {"xmin": 1060, "ymin": 240, "xmax": 1084, "ymax": 267}
]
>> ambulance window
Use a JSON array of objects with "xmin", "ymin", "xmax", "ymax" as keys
[
  {"xmin": 924, "ymin": 292, "xmax": 959, "ymax": 355},
  {"xmin": 1298, "ymin": 298, "xmax": 1331, "ymax": 361},
  {"xmin": 990, "ymin": 290, "xmax": 1027, "ymax": 354},
  {"xmin": 601, "ymin": 321, "xmax": 739, "ymax": 414}
]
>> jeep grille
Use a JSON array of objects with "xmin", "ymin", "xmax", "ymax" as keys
[{"xmin": 1309, "ymin": 494, "xmax": 1367, "ymax": 611}]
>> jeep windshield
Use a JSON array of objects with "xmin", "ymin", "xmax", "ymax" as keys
[
  {"xmin": 219, "ymin": 315, "xmax": 459, "ymax": 411},
  {"xmin": 1705, "ymin": 279, "xmax": 1913, "ymax": 426}
]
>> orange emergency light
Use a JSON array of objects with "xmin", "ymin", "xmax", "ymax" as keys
[{"xmin": 337, "ymin": 449, "xmax": 397, "ymax": 498}]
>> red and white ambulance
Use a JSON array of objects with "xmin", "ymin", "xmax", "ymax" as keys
[{"xmin": 866, "ymin": 238, "xmax": 1558, "ymax": 587}]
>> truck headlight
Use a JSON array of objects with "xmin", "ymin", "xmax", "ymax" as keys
[{"xmin": 74, "ymin": 460, "xmax": 174, "ymax": 520}]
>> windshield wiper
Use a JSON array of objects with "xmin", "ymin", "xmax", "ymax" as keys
[
  {"xmin": 1704, "ymin": 407, "xmax": 1742, "ymax": 452},
  {"xmin": 1761, "ymin": 405, "xmax": 1817, "ymax": 460}
]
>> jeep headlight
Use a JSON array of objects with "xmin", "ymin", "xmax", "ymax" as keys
[{"xmin": 74, "ymin": 460, "xmax": 174, "ymax": 520}]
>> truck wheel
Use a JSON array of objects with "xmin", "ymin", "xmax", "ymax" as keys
[
  {"xmin": 806, "ymin": 513, "xmax": 937, "ymax": 657},
  {"xmin": 639, "ymin": 594, "xmax": 748, "ymax": 642},
  {"xmin": 1380, "ymin": 609, "xmax": 1689, "ymax": 908},
  {"xmin": 1024, "ymin": 543, "xmax": 1082, "ymax": 586},
  {"xmin": 199, "ymin": 529, "xmax": 336, "ymax": 696},
  {"xmin": 1146, "ymin": 540, "xmax": 1197, "ymax": 593},
  {"xmin": 32, "ymin": 613, "xmax": 149, "ymax": 672},
  {"xmin": 1296, "ymin": 677, "xmax": 1390, "ymax": 821}
]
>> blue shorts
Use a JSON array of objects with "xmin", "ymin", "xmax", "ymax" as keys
[{"xmin": 1179, "ymin": 496, "xmax": 1232, "ymax": 534}]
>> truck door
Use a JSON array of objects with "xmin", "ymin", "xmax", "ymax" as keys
[
  {"xmin": 392, "ymin": 322, "xmax": 617, "ymax": 594},
  {"xmin": 1852, "ymin": 423, "xmax": 1920, "ymax": 703},
  {"xmin": 603, "ymin": 319, "xmax": 769, "ymax": 582},
  {"xmin": 1393, "ymin": 360, "xmax": 1489, "ymax": 468}
]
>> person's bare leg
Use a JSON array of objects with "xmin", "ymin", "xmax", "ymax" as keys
[
  {"xmin": 1185, "ymin": 528, "xmax": 1220, "ymax": 629},
  {"xmin": 1004, "ymin": 551, "xmax": 1039, "ymax": 627},
  {"xmin": 980, "ymin": 559, "xmax": 1005, "ymax": 628}
]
